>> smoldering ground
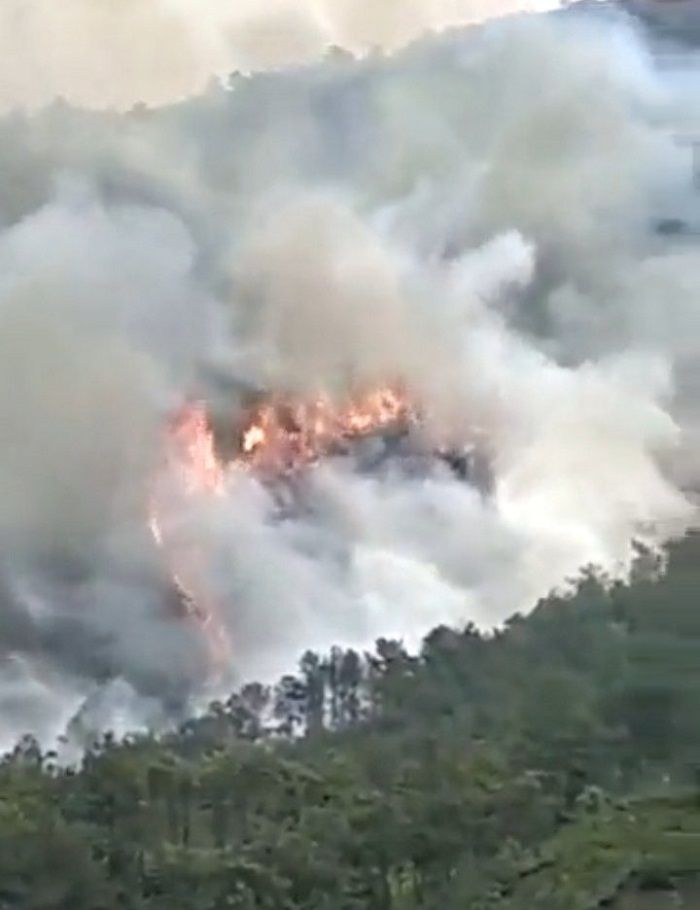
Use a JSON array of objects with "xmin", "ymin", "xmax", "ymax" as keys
[{"xmin": 0, "ymin": 3, "xmax": 698, "ymax": 750}]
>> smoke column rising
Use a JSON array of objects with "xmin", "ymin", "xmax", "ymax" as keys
[{"xmin": 0, "ymin": 1, "xmax": 698, "ymax": 749}]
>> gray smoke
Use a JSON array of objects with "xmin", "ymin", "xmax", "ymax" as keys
[{"xmin": 0, "ymin": 2, "xmax": 698, "ymax": 750}]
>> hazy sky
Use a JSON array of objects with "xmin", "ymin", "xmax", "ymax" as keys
[{"xmin": 0, "ymin": 0, "xmax": 561, "ymax": 111}]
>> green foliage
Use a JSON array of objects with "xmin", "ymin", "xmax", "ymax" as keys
[{"xmin": 4, "ymin": 533, "xmax": 700, "ymax": 908}]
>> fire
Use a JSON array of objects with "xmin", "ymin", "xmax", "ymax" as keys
[
  {"xmin": 236, "ymin": 384, "xmax": 417, "ymax": 478},
  {"xmin": 163, "ymin": 401, "xmax": 226, "ymax": 497},
  {"xmin": 242, "ymin": 424, "xmax": 266, "ymax": 454},
  {"xmin": 148, "ymin": 383, "xmax": 418, "ymax": 675},
  {"xmin": 148, "ymin": 402, "xmax": 231, "ymax": 672}
]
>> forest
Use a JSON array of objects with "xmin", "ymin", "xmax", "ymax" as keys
[{"xmin": 2, "ymin": 532, "xmax": 700, "ymax": 909}]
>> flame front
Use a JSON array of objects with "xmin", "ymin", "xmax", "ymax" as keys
[
  {"xmin": 237, "ymin": 384, "xmax": 417, "ymax": 478},
  {"xmin": 149, "ymin": 384, "xmax": 417, "ymax": 675}
]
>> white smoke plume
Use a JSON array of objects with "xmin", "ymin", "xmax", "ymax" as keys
[{"xmin": 0, "ymin": 2, "xmax": 698, "ymax": 750}]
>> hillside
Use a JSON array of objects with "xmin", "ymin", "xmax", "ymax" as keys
[{"xmin": 2, "ymin": 532, "xmax": 700, "ymax": 908}]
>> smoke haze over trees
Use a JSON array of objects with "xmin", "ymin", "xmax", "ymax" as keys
[
  {"xmin": 1, "ymin": 2, "xmax": 700, "ymax": 906},
  {"xmin": 0, "ymin": 0, "xmax": 561, "ymax": 111},
  {"xmin": 0, "ymin": 0, "xmax": 698, "ymax": 752}
]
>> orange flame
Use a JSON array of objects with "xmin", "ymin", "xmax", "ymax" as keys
[
  {"xmin": 149, "ymin": 384, "xmax": 418, "ymax": 675},
  {"xmin": 236, "ymin": 384, "xmax": 417, "ymax": 478},
  {"xmin": 149, "ymin": 402, "xmax": 231, "ymax": 672}
]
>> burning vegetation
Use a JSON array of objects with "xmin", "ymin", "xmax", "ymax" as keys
[{"xmin": 148, "ymin": 383, "xmax": 421, "ymax": 673}]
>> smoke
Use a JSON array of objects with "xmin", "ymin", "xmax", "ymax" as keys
[
  {"xmin": 0, "ymin": 0, "xmax": 561, "ymax": 112},
  {"xmin": 1, "ymin": 2, "xmax": 699, "ymax": 750}
]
